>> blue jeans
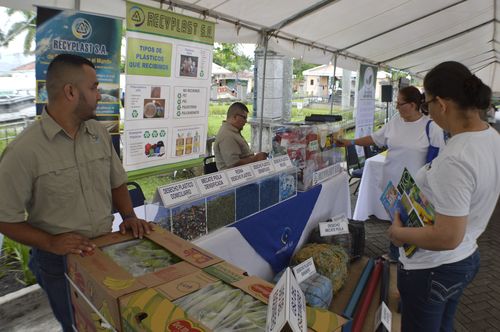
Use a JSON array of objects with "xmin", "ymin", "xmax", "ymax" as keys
[
  {"xmin": 29, "ymin": 248, "xmax": 73, "ymax": 332},
  {"xmin": 397, "ymin": 250, "xmax": 480, "ymax": 332}
]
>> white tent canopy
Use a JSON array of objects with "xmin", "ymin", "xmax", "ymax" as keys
[{"xmin": 2, "ymin": 0, "xmax": 499, "ymax": 91}]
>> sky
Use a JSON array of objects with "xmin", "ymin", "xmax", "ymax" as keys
[{"xmin": 0, "ymin": 6, "xmax": 35, "ymax": 73}]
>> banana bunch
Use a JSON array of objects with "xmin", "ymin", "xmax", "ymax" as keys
[{"xmin": 102, "ymin": 276, "xmax": 135, "ymax": 290}]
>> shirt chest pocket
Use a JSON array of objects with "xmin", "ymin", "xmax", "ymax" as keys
[
  {"xmin": 36, "ymin": 163, "xmax": 79, "ymax": 200},
  {"xmin": 86, "ymin": 149, "xmax": 111, "ymax": 185}
]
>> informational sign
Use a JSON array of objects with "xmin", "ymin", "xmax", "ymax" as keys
[
  {"xmin": 319, "ymin": 219, "xmax": 349, "ymax": 236},
  {"xmin": 374, "ymin": 302, "xmax": 392, "ymax": 332},
  {"xmin": 266, "ymin": 267, "xmax": 307, "ymax": 332},
  {"xmin": 312, "ymin": 164, "xmax": 339, "ymax": 186},
  {"xmin": 195, "ymin": 172, "xmax": 230, "ymax": 196},
  {"xmin": 226, "ymin": 166, "xmax": 255, "ymax": 186},
  {"xmin": 158, "ymin": 179, "xmax": 200, "ymax": 207},
  {"xmin": 35, "ymin": 7, "xmax": 122, "ymax": 152},
  {"xmin": 272, "ymin": 155, "xmax": 294, "ymax": 172},
  {"xmin": 124, "ymin": 1, "xmax": 214, "ymax": 171},
  {"xmin": 292, "ymin": 257, "xmax": 316, "ymax": 285},
  {"xmin": 250, "ymin": 160, "xmax": 275, "ymax": 178},
  {"xmin": 355, "ymin": 64, "xmax": 378, "ymax": 156}
]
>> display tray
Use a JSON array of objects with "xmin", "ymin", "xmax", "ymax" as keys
[{"xmin": 330, "ymin": 256, "xmax": 401, "ymax": 332}]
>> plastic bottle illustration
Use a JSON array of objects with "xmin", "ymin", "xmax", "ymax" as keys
[
  {"xmin": 175, "ymin": 133, "xmax": 185, "ymax": 156},
  {"xmin": 193, "ymin": 131, "xmax": 200, "ymax": 153},
  {"xmin": 185, "ymin": 132, "xmax": 193, "ymax": 154}
]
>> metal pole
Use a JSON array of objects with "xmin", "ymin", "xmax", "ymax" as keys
[
  {"xmin": 330, "ymin": 53, "xmax": 338, "ymax": 114},
  {"xmin": 258, "ymin": 32, "xmax": 269, "ymax": 152}
]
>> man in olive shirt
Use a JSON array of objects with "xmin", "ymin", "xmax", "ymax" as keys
[
  {"xmin": 214, "ymin": 102, "xmax": 267, "ymax": 170},
  {"xmin": 0, "ymin": 54, "xmax": 152, "ymax": 331}
]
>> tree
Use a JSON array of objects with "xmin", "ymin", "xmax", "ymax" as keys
[
  {"xmin": 0, "ymin": 9, "xmax": 36, "ymax": 55},
  {"xmin": 213, "ymin": 43, "xmax": 253, "ymax": 72},
  {"xmin": 293, "ymin": 59, "xmax": 316, "ymax": 81}
]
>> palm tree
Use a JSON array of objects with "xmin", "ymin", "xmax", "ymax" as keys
[{"xmin": 0, "ymin": 9, "xmax": 36, "ymax": 55}]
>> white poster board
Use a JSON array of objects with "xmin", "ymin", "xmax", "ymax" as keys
[
  {"xmin": 355, "ymin": 64, "xmax": 378, "ymax": 156},
  {"xmin": 123, "ymin": 1, "xmax": 214, "ymax": 171}
]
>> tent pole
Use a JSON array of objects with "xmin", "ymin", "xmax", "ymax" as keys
[
  {"xmin": 258, "ymin": 32, "xmax": 269, "ymax": 152},
  {"xmin": 330, "ymin": 53, "xmax": 338, "ymax": 114}
]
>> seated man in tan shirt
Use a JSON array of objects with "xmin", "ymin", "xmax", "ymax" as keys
[{"xmin": 214, "ymin": 102, "xmax": 267, "ymax": 170}]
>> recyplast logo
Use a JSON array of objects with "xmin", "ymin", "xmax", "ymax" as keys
[
  {"xmin": 130, "ymin": 6, "xmax": 145, "ymax": 27},
  {"xmin": 72, "ymin": 18, "xmax": 92, "ymax": 39}
]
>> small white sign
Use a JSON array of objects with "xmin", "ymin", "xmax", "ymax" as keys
[
  {"xmin": 312, "ymin": 164, "xmax": 337, "ymax": 186},
  {"xmin": 332, "ymin": 213, "xmax": 349, "ymax": 224},
  {"xmin": 266, "ymin": 268, "xmax": 307, "ymax": 332},
  {"xmin": 158, "ymin": 179, "xmax": 200, "ymax": 207},
  {"xmin": 319, "ymin": 220, "xmax": 349, "ymax": 236},
  {"xmin": 250, "ymin": 160, "xmax": 275, "ymax": 178},
  {"xmin": 374, "ymin": 301, "xmax": 392, "ymax": 332},
  {"xmin": 195, "ymin": 171, "xmax": 230, "ymax": 196},
  {"xmin": 292, "ymin": 257, "xmax": 316, "ymax": 284},
  {"xmin": 272, "ymin": 155, "xmax": 294, "ymax": 172},
  {"xmin": 225, "ymin": 165, "xmax": 255, "ymax": 186}
]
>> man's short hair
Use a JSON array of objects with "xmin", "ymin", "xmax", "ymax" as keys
[
  {"xmin": 46, "ymin": 54, "xmax": 95, "ymax": 100},
  {"xmin": 227, "ymin": 102, "xmax": 249, "ymax": 119}
]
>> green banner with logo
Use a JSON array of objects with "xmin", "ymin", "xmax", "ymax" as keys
[{"xmin": 126, "ymin": 2, "xmax": 215, "ymax": 45}]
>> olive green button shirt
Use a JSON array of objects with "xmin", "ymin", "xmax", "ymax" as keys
[
  {"xmin": 214, "ymin": 121, "xmax": 253, "ymax": 170},
  {"xmin": 0, "ymin": 110, "xmax": 127, "ymax": 238}
]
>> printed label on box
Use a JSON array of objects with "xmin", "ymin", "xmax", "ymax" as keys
[
  {"xmin": 312, "ymin": 164, "xmax": 337, "ymax": 186},
  {"xmin": 195, "ymin": 172, "xmax": 230, "ymax": 195},
  {"xmin": 225, "ymin": 166, "xmax": 255, "ymax": 186},
  {"xmin": 272, "ymin": 155, "xmax": 294, "ymax": 172},
  {"xmin": 158, "ymin": 179, "xmax": 200, "ymax": 207},
  {"xmin": 250, "ymin": 160, "xmax": 275, "ymax": 178},
  {"xmin": 292, "ymin": 257, "xmax": 316, "ymax": 284}
]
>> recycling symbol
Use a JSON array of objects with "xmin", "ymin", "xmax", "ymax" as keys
[
  {"xmin": 132, "ymin": 110, "xmax": 138, "ymax": 118},
  {"xmin": 177, "ymin": 93, "xmax": 181, "ymax": 98},
  {"xmin": 152, "ymin": 131, "xmax": 158, "ymax": 138},
  {"xmin": 177, "ymin": 105, "xmax": 181, "ymax": 111},
  {"xmin": 160, "ymin": 130, "xmax": 166, "ymax": 137},
  {"xmin": 177, "ymin": 111, "xmax": 181, "ymax": 117},
  {"xmin": 144, "ymin": 131, "xmax": 150, "ymax": 138}
]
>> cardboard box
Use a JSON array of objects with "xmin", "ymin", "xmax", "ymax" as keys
[
  {"xmin": 120, "ymin": 273, "xmax": 347, "ymax": 332},
  {"xmin": 120, "ymin": 274, "xmax": 274, "ymax": 332},
  {"xmin": 70, "ymin": 281, "xmax": 114, "ymax": 332},
  {"xmin": 67, "ymin": 225, "xmax": 223, "ymax": 331}
]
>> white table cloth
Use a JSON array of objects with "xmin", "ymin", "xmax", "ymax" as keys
[{"xmin": 353, "ymin": 153, "xmax": 390, "ymax": 221}]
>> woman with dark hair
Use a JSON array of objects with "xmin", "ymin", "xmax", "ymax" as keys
[
  {"xmin": 336, "ymin": 85, "xmax": 446, "ymax": 260},
  {"xmin": 388, "ymin": 61, "xmax": 500, "ymax": 331}
]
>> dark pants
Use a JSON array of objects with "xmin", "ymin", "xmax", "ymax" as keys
[
  {"xmin": 29, "ymin": 248, "xmax": 73, "ymax": 332},
  {"xmin": 397, "ymin": 250, "xmax": 480, "ymax": 332}
]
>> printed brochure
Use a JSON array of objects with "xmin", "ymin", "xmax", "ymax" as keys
[{"xmin": 380, "ymin": 168, "xmax": 435, "ymax": 257}]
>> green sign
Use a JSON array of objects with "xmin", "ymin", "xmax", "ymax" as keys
[
  {"xmin": 127, "ymin": 38, "xmax": 172, "ymax": 77},
  {"xmin": 127, "ymin": 1, "xmax": 215, "ymax": 45}
]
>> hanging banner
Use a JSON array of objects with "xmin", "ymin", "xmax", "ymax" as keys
[
  {"xmin": 355, "ymin": 64, "xmax": 378, "ymax": 155},
  {"xmin": 124, "ymin": 1, "xmax": 214, "ymax": 171},
  {"xmin": 35, "ymin": 7, "xmax": 122, "ymax": 152}
]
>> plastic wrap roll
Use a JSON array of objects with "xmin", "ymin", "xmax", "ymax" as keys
[
  {"xmin": 352, "ymin": 259, "xmax": 383, "ymax": 332},
  {"xmin": 342, "ymin": 258, "xmax": 374, "ymax": 332}
]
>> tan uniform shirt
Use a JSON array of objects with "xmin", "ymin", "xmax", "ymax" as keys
[
  {"xmin": 0, "ymin": 110, "xmax": 127, "ymax": 238},
  {"xmin": 214, "ymin": 121, "xmax": 253, "ymax": 170}
]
